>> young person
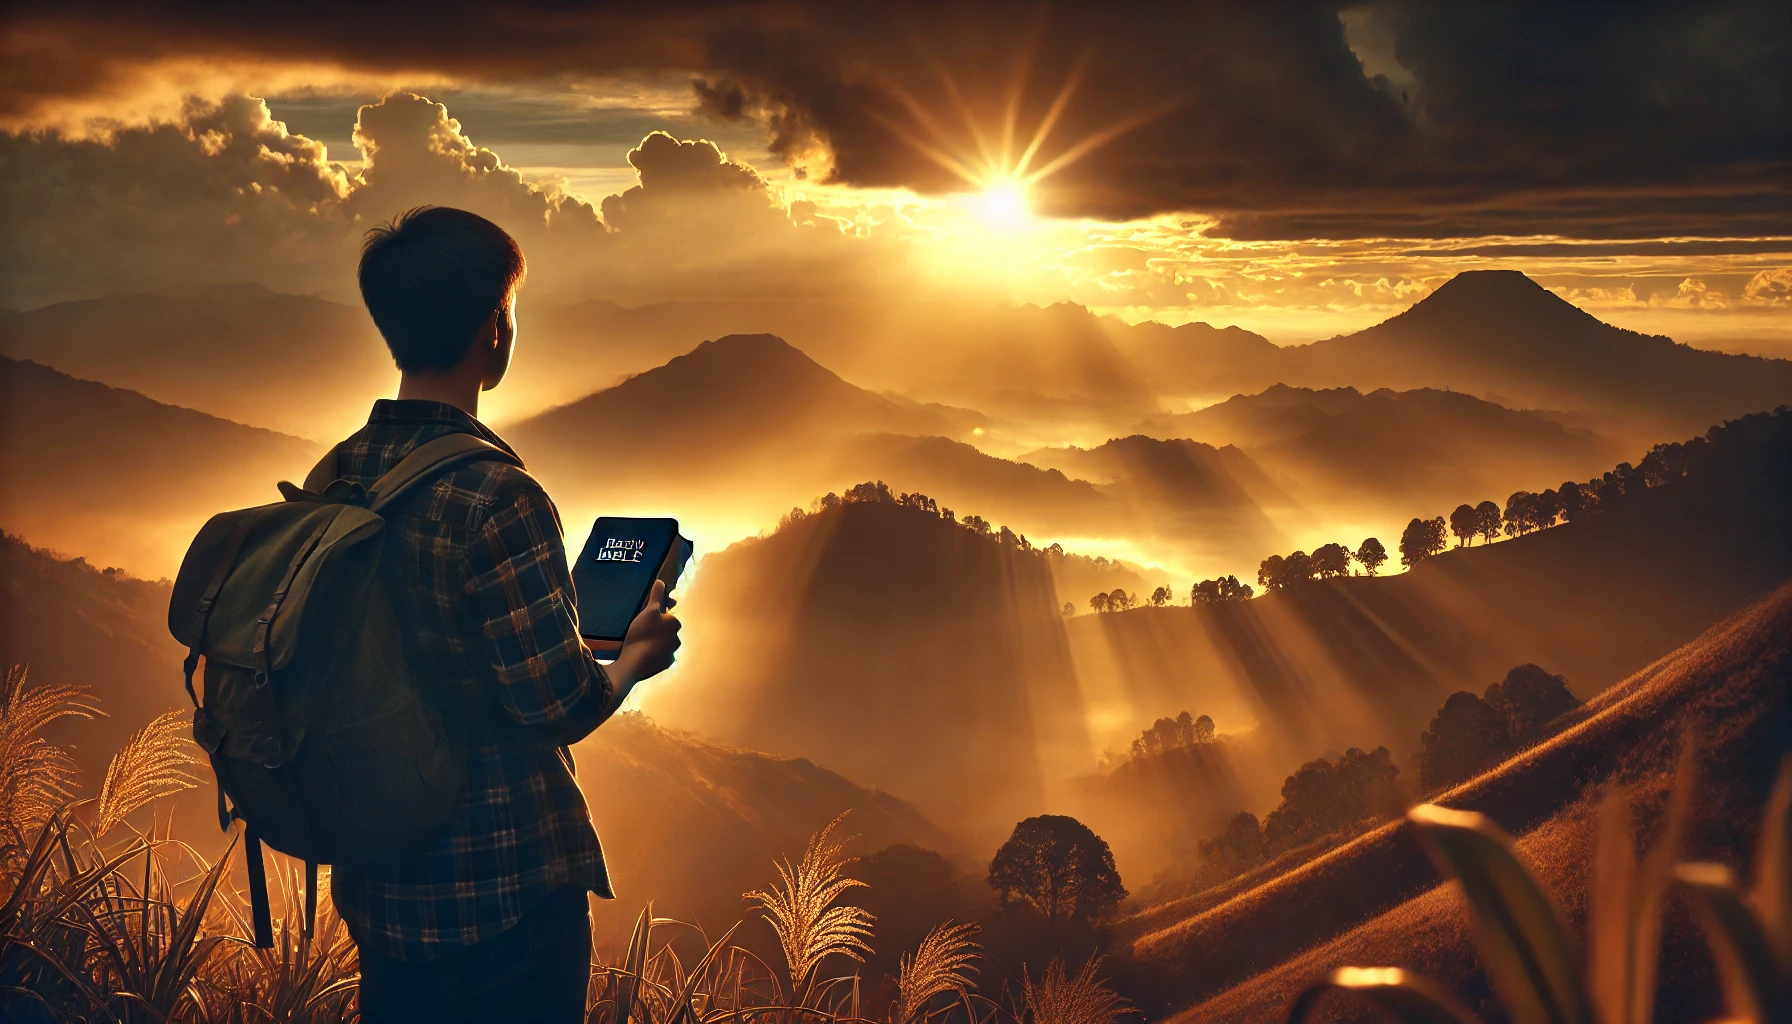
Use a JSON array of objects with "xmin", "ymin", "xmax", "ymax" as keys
[{"xmin": 328, "ymin": 206, "xmax": 681, "ymax": 1022}]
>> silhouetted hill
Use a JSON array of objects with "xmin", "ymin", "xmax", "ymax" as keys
[
  {"xmin": 1019, "ymin": 435, "xmax": 1289, "ymax": 564},
  {"xmin": 506, "ymin": 334, "xmax": 978, "ymax": 507},
  {"xmin": 0, "ymin": 357, "xmax": 317, "ymax": 576},
  {"xmin": 1142, "ymin": 383, "xmax": 1626, "ymax": 509},
  {"xmin": 1108, "ymin": 320, "xmax": 1284, "ymax": 398},
  {"xmin": 640, "ymin": 497, "xmax": 1092, "ymax": 839},
  {"xmin": 575, "ymin": 713, "xmax": 953, "ymax": 951},
  {"xmin": 839, "ymin": 433, "xmax": 1117, "ymax": 537},
  {"xmin": 1065, "ymin": 409, "xmax": 1792, "ymax": 808},
  {"xmin": 1128, "ymin": 578, "xmax": 1792, "ymax": 1022},
  {"xmin": 1290, "ymin": 271, "xmax": 1792, "ymax": 438},
  {"xmin": 0, "ymin": 288, "xmax": 392, "ymax": 439}
]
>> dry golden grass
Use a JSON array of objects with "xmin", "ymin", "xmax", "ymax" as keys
[
  {"xmin": 1154, "ymin": 580, "xmax": 1792, "ymax": 1022},
  {"xmin": 0, "ymin": 664, "xmax": 98, "ymax": 851},
  {"xmin": 1023, "ymin": 957, "xmax": 1128, "ymax": 1024},
  {"xmin": 744, "ymin": 810, "xmax": 877, "ymax": 1002},
  {"xmin": 893, "ymin": 919, "xmax": 980, "ymax": 1024},
  {"xmin": 92, "ymin": 707, "xmax": 203, "ymax": 837}
]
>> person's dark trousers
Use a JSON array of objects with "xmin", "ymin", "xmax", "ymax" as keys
[{"xmin": 357, "ymin": 887, "xmax": 592, "ymax": 1023}]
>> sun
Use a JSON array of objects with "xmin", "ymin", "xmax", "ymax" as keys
[{"xmin": 975, "ymin": 183, "xmax": 1031, "ymax": 229}]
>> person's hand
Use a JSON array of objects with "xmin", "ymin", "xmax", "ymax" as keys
[{"xmin": 611, "ymin": 580, "xmax": 681, "ymax": 690}]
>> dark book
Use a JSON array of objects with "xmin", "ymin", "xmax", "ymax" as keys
[{"xmin": 570, "ymin": 516, "xmax": 693, "ymax": 653}]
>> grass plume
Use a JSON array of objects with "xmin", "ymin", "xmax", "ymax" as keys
[
  {"xmin": 893, "ymin": 919, "xmax": 980, "ymax": 1024},
  {"xmin": 92, "ymin": 708, "xmax": 203, "ymax": 838},
  {"xmin": 0, "ymin": 664, "xmax": 98, "ymax": 853},
  {"xmin": 1022, "ymin": 957, "xmax": 1128, "ymax": 1024},
  {"xmin": 743, "ymin": 810, "xmax": 876, "ymax": 1002}
]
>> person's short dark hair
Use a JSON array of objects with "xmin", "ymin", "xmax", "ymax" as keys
[{"xmin": 358, "ymin": 206, "xmax": 526, "ymax": 372}]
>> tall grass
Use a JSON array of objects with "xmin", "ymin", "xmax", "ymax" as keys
[
  {"xmin": 3, "ymin": 668, "xmax": 1055, "ymax": 1024},
  {"xmin": 1280, "ymin": 743, "xmax": 1792, "ymax": 1024}
]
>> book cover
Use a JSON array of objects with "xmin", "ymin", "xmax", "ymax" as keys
[{"xmin": 570, "ymin": 516, "xmax": 692, "ymax": 649}]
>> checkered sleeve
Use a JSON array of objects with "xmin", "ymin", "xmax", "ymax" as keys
[{"xmin": 465, "ymin": 475, "xmax": 613, "ymax": 744}]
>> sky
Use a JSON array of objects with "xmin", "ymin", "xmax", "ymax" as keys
[{"xmin": 2, "ymin": 1, "xmax": 1789, "ymax": 350}]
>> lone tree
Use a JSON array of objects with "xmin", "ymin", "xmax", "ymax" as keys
[
  {"xmin": 1354, "ymin": 537, "xmax": 1388, "ymax": 577},
  {"xmin": 1399, "ymin": 516, "xmax": 1447, "ymax": 568},
  {"xmin": 1449, "ymin": 503, "xmax": 1479, "ymax": 547},
  {"xmin": 987, "ymin": 815, "xmax": 1126, "ymax": 937}
]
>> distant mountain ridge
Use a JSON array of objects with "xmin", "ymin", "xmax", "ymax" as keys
[
  {"xmin": 1286, "ymin": 271, "xmax": 1792, "ymax": 437},
  {"xmin": 0, "ymin": 289, "xmax": 392, "ymax": 439},
  {"xmin": 0, "ymin": 356, "xmax": 316, "ymax": 576},
  {"xmin": 1140, "ymin": 381, "xmax": 1627, "ymax": 509}
]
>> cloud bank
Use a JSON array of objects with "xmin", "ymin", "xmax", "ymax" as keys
[{"xmin": 4, "ymin": 1, "xmax": 1788, "ymax": 240}]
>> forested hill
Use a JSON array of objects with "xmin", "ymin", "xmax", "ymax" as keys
[
  {"xmin": 1067, "ymin": 408, "xmax": 1792, "ymax": 764},
  {"xmin": 640, "ymin": 485, "xmax": 1090, "ymax": 837}
]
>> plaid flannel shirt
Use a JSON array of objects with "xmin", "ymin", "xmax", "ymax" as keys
[{"xmin": 326, "ymin": 399, "xmax": 614, "ymax": 961}]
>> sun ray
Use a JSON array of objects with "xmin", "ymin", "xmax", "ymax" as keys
[
  {"xmin": 1020, "ymin": 99, "xmax": 1180, "ymax": 189},
  {"xmin": 1013, "ymin": 54, "xmax": 1088, "ymax": 181}
]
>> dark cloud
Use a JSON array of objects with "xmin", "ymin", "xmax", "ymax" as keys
[{"xmin": 3, "ymin": 1, "xmax": 1788, "ymax": 238}]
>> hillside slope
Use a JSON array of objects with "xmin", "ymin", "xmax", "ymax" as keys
[
  {"xmin": 0, "ymin": 357, "xmax": 318, "ymax": 577},
  {"xmin": 1132, "ymin": 579, "xmax": 1792, "ymax": 1021},
  {"xmin": 1065, "ymin": 409, "xmax": 1792, "ymax": 773},
  {"xmin": 639, "ymin": 497, "xmax": 1091, "ymax": 839}
]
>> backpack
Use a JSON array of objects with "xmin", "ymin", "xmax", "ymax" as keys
[{"xmin": 168, "ymin": 432, "xmax": 521, "ymax": 947}]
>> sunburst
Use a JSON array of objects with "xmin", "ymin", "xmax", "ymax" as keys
[{"xmin": 869, "ymin": 44, "xmax": 1172, "ymax": 227}]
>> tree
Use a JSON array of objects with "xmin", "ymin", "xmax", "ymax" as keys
[
  {"xmin": 986, "ymin": 815, "xmax": 1126, "ymax": 936},
  {"xmin": 1283, "ymin": 550, "xmax": 1315, "ymax": 583},
  {"xmin": 1256, "ymin": 554, "xmax": 1286, "ymax": 592},
  {"xmin": 1192, "ymin": 714, "xmax": 1216, "ymax": 744},
  {"xmin": 1398, "ymin": 516, "xmax": 1447, "ymax": 568},
  {"xmin": 1088, "ymin": 592, "xmax": 1111, "ymax": 613},
  {"xmin": 1417, "ymin": 663, "xmax": 1581, "ymax": 791},
  {"xmin": 1108, "ymin": 588, "xmax": 1134, "ymax": 611},
  {"xmin": 1484, "ymin": 663, "xmax": 1579, "ymax": 746},
  {"xmin": 1191, "ymin": 576, "xmax": 1253, "ymax": 604},
  {"xmin": 1558, "ymin": 481, "xmax": 1592, "ymax": 522},
  {"xmin": 1196, "ymin": 811, "xmax": 1265, "ymax": 878},
  {"xmin": 1354, "ymin": 537, "xmax": 1388, "ymax": 577},
  {"xmin": 1418, "ymin": 690, "xmax": 1510, "ymax": 790},
  {"xmin": 1311, "ymin": 543, "xmax": 1352, "ymax": 579},
  {"xmin": 1261, "ymin": 746, "xmax": 1399, "ymax": 850},
  {"xmin": 1474, "ymin": 500, "xmax": 1503, "ymax": 543},
  {"xmin": 1062, "ymin": 602, "xmax": 1076, "ymax": 617},
  {"xmin": 1449, "ymin": 503, "xmax": 1479, "ymax": 547},
  {"xmin": 1149, "ymin": 586, "xmax": 1172, "ymax": 607}
]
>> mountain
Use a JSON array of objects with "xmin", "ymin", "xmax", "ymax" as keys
[
  {"xmin": 1287, "ymin": 271, "xmax": 1792, "ymax": 439},
  {"xmin": 1124, "ymin": 578, "xmax": 1792, "ymax": 1021},
  {"xmin": 1140, "ymin": 383, "xmax": 1627, "ymax": 510},
  {"xmin": 1106, "ymin": 319, "xmax": 1285, "ymax": 399},
  {"xmin": 637, "ymin": 497, "xmax": 1091, "ymax": 839},
  {"xmin": 1019, "ymin": 435, "xmax": 1290, "ymax": 564},
  {"xmin": 837, "ymin": 433, "xmax": 1117, "ymax": 537},
  {"xmin": 0, "ymin": 287, "xmax": 393, "ymax": 440},
  {"xmin": 0, "ymin": 357, "xmax": 318, "ymax": 577},
  {"xmin": 1062, "ymin": 409, "xmax": 1792, "ymax": 826}
]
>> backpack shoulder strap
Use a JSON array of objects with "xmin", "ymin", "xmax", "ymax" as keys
[{"xmin": 368, "ymin": 432, "xmax": 522, "ymax": 513}]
